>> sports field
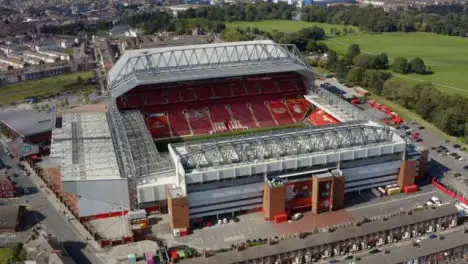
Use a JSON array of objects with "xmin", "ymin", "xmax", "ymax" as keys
[
  {"xmin": 227, "ymin": 20, "xmax": 359, "ymax": 34},
  {"xmin": 227, "ymin": 20, "xmax": 468, "ymax": 96},
  {"xmin": 325, "ymin": 33, "xmax": 468, "ymax": 95}
]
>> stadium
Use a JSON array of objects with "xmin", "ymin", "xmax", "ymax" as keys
[{"xmin": 50, "ymin": 40, "xmax": 428, "ymax": 233}]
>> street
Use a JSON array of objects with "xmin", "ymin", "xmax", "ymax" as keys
[{"xmin": 0, "ymin": 141, "xmax": 102, "ymax": 264}]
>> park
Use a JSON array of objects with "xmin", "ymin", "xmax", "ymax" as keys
[{"xmin": 227, "ymin": 20, "xmax": 468, "ymax": 96}]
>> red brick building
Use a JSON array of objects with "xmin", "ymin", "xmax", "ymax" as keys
[{"xmin": 0, "ymin": 174, "xmax": 16, "ymax": 198}]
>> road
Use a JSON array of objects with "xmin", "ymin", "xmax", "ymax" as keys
[{"xmin": 0, "ymin": 142, "xmax": 102, "ymax": 264}]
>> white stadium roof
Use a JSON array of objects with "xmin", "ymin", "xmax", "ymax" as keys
[
  {"xmin": 107, "ymin": 40, "xmax": 313, "ymax": 99},
  {"xmin": 173, "ymin": 121, "xmax": 403, "ymax": 172},
  {"xmin": 51, "ymin": 112, "xmax": 121, "ymax": 181}
]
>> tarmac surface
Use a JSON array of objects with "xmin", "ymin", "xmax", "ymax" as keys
[{"xmin": 0, "ymin": 140, "xmax": 103, "ymax": 264}]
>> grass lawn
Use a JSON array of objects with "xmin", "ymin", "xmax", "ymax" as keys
[
  {"xmin": 324, "ymin": 32, "xmax": 468, "ymax": 96},
  {"xmin": 227, "ymin": 20, "xmax": 359, "ymax": 35},
  {"xmin": 227, "ymin": 20, "xmax": 468, "ymax": 96},
  {"xmin": 0, "ymin": 247, "xmax": 15, "ymax": 262},
  {"xmin": 0, "ymin": 71, "xmax": 96, "ymax": 106}
]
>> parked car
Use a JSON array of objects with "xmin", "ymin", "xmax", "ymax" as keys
[
  {"xmin": 429, "ymin": 234, "xmax": 437, "ymax": 239},
  {"xmin": 453, "ymin": 144, "xmax": 461, "ymax": 149},
  {"xmin": 292, "ymin": 213, "xmax": 303, "ymax": 221},
  {"xmin": 430, "ymin": 196, "xmax": 442, "ymax": 205}
]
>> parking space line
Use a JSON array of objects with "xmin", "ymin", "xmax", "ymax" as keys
[{"xmin": 347, "ymin": 190, "xmax": 437, "ymax": 211}]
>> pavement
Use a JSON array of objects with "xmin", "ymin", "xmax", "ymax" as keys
[
  {"xmin": 345, "ymin": 184, "xmax": 453, "ymax": 219},
  {"xmin": 0, "ymin": 138, "xmax": 104, "ymax": 264}
]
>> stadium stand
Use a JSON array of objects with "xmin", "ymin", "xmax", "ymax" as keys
[
  {"xmin": 286, "ymin": 98, "xmax": 311, "ymax": 122},
  {"xmin": 268, "ymin": 100, "xmax": 295, "ymax": 125},
  {"xmin": 308, "ymin": 109, "xmax": 340, "ymax": 126},
  {"xmin": 145, "ymin": 114, "xmax": 171, "ymax": 138},
  {"xmin": 116, "ymin": 72, "xmax": 311, "ymax": 137},
  {"xmin": 186, "ymin": 108, "xmax": 212, "ymax": 135}
]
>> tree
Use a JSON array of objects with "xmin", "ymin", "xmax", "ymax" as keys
[
  {"xmin": 77, "ymin": 76, "xmax": 83, "ymax": 84},
  {"xmin": 391, "ymin": 57, "xmax": 409, "ymax": 74},
  {"xmin": 415, "ymin": 83, "xmax": 439, "ymax": 119},
  {"xmin": 326, "ymin": 50, "xmax": 338, "ymax": 70},
  {"xmin": 375, "ymin": 53, "xmax": 389, "ymax": 69},
  {"xmin": 409, "ymin": 57, "xmax": 426, "ymax": 74},
  {"xmin": 221, "ymin": 28, "xmax": 250, "ymax": 42},
  {"xmin": 353, "ymin": 54, "xmax": 375, "ymax": 69},
  {"xmin": 345, "ymin": 67, "xmax": 365, "ymax": 86},
  {"xmin": 345, "ymin": 44, "xmax": 361, "ymax": 65},
  {"xmin": 7, "ymin": 65, "xmax": 14, "ymax": 71},
  {"xmin": 298, "ymin": 26, "xmax": 326, "ymax": 41},
  {"xmin": 334, "ymin": 59, "xmax": 348, "ymax": 80}
]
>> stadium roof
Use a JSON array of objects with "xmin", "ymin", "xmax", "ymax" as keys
[
  {"xmin": 51, "ymin": 112, "xmax": 121, "ymax": 181},
  {"xmin": 120, "ymin": 110, "xmax": 174, "ymax": 183},
  {"xmin": 173, "ymin": 121, "xmax": 399, "ymax": 172},
  {"xmin": 107, "ymin": 40, "xmax": 313, "ymax": 99},
  {"xmin": 0, "ymin": 107, "xmax": 56, "ymax": 138}
]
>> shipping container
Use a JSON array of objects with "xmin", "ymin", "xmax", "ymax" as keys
[{"xmin": 403, "ymin": 185, "xmax": 418, "ymax": 194}]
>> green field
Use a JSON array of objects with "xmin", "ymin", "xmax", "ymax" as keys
[
  {"xmin": 0, "ymin": 71, "xmax": 96, "ymax": 106},
  {"xmin": 0, "ymin": 247, "xmax": 15, "ymax": 262},
  {"xmin": 325, "ymin": 33, "xmax": 468, "ymax": 95},
  {"xmin": 228, "ymin": 20, "xmax": 468, "ymax": 96},
  {"xmin": 227, "ymin": 20, "xmax": 359, "ymax": 35}
]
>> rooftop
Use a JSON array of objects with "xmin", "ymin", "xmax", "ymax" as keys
[
  {"xmin": 0, "ymin": 107, "xmax": 56, "ymax": 138},
  {"xmin": 359, "ymin": 228, "xmax": 468, "ymax": 263},
  {"xmin": 0, "ymin": 205, "xmax": 22, "ymax": 230},
  {"xmin": 172, "ymin": 121, "xmax": 400, "ymax": 172},
  {"xmin": 107, "ymin": 40, "xmax": 312, "ymax": 99},
  {"xmin": 120, "ymin": 110, "xmax": 174, "ymax": 184},
  {"xmin": 51, "ymin": 112, "xmax": 121, "ymax": 181},
  {"xmin": 180, "ymin": 205, "xmax": 458, "ymax": 264}
]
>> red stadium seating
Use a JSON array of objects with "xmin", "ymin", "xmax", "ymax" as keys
[
  {"xmin": 308, "ymin": 109, "xmax": 340, "ymax": 126},
  {"xmin": 180, "ymin": 88, "xmax": 196, "ymax": 102},
  {"xmin": 186, "ymin": 108, "xmax": 213, "ymax": 135},
  {"xmin": 269, "ymin": 100, "xmax": 294, "ymax": 125},
  {"xmin": 250, "ymin": 100, "xmax": 276, "ymax": 128},
  {"xmin": 209, "ymin": 104, "xmax": 232, "ymax": 124},
  {"xmin": 278, "ymin": 79, "xmax": 298, "ymax": 92},
  {"xmin": 229, "ymin": 103, "xmax": 256, "ymax": 129},
  {"xmin": 167, "ymin": 90, "xmax": 181, "ymax": 103},
  {"xmin": 146, "ymin": 114, "xmax": 171, "ymax": 138},
  {"xmin": 231, "ymin": 82, "xmax": 246, "ymax": 96},
  {"xmin": 213, "ymin": 84, "xmax": 233, "ymax": 98},
  {"xmin": 195, "ymin": 86, "xmax": 213, "ymax": 100},
  {"xmin": 260, "ymin": 79, "xmax": 279, "ymax": 94},
  {"xmin": 286, "ymin": 98, "xmax": 310, "ymax": 121},
  {"xmin": 245, "ymin": 81, "xmax": 260, "ymax": 95},
  {"xmin": 168, "ymin": 107, "xmax": 191, "ymax": 136},
  {"xmin": 119, "ymin": 72, "xmax": 311, "ymax": 138}
]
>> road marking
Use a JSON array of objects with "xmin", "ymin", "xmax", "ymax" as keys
[
  {"xmin": 347, "ymin": 190, "xmax": 437, "ymax": 211},
  {"xmin": 223, "ymin": 235, "xmax": 245, "ymax": 243}
]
